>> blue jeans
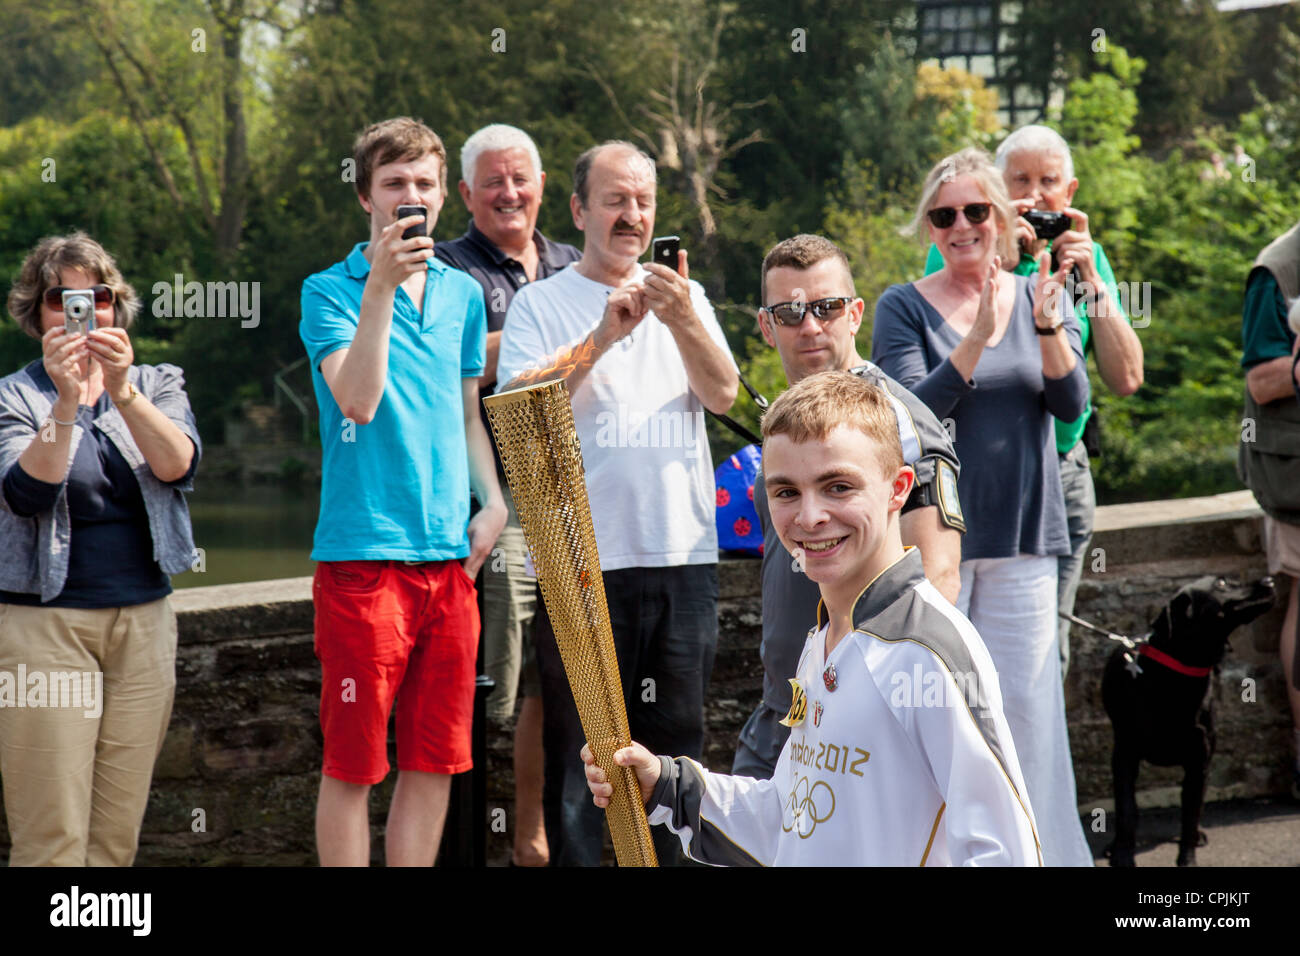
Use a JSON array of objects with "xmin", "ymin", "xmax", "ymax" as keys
[
  {"xmin": 1056, "ymin": 442, "xmax": 1096, "ymax": 677},
  {"xmin": 533, "ymin": 564, "xmax": 719, "ymax": 866}
]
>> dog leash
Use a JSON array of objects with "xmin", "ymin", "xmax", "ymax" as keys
[
  {"xmin": 1060, "ymin": 611, "xmax": 1213, "ymax": 678},
  {"xmin": 1058, "ymin": 610, "xmax": 1141, "ymax": 649},
  {"xmin": 1059, "ymin": 610, "xmax": 1150, "ymax": 675}
]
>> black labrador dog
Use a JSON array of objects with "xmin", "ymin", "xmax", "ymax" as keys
[{"xmin": 1102, "ymin": 575, "xmax": 1276, "ymax": 867}]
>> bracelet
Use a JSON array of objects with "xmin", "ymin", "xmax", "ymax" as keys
[
  {"xmin": 114, "ymin": 383, "xmax": 139, "ymax": 408},
  {"xmin": 50, "ymin": 414, "xmax": 76, "ymax": 427}
]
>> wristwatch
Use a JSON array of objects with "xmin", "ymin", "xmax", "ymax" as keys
[{"xmin": 1035, "ymin": 314, "xmax": 1064, "ymax": 335}]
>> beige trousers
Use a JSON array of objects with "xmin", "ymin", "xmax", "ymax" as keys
[{"xmin": 0, "ymin": 598, "xmax": 176, "ymax": 866}]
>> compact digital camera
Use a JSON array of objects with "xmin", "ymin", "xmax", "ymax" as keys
[
  {"xmin": 1024, "ymin": 209, "xmax": 1070, "ymax": 242},
  {"xmin": 62, "ymin": 289, "xmax": 97, "ymax": 336}
]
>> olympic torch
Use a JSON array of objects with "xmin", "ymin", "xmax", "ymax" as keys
[{"xmin": 482, "ymin": 379, "xmax": 658, "ymax": 867}]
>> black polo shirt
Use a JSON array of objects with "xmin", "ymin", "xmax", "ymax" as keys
[
  {"xmin": 435, "ymin": 221, "xmax": 580, "ymax": 339},
  {"xmin": 435, "ymin": 221, "xmax": 580, "ymax": 472}
]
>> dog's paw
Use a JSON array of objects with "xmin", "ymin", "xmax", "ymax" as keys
[
  {"xmin": 1197, "ymin": 829, "xmax": 1208, "ymax": 848},
  {"xmin": 1106, "ymin": 843, "xmax": 1137, "ymax": 867}
]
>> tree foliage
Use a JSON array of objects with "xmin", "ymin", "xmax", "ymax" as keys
[{"xmin": 1, "ymin": 0, "xmax": 1297, "ymax": 501}]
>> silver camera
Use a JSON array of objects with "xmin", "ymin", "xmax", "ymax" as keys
[{"xmin": 62, "ymin": 289, "xmax": 97, "ymax": 336}]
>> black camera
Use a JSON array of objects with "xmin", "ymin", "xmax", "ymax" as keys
[{"xmin": 1024, "ymin": 209, "xmax": 1070, "ymax": 242}]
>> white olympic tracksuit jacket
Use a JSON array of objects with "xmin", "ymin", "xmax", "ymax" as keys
[{"xmin": 647, "ymin": 548, "xmax": 1042, "ymax": 866}]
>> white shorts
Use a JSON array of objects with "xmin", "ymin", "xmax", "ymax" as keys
[{"xmin": 1263, "ymin": 516, "xmax": 1300, "ymax": 578}]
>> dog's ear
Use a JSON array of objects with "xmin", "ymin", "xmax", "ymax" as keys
[
  {"xmin": 1152, "ymin": 591, "xmax": 1192, "ymax": 636},
  {"xmin": 1152, "ymin": 603, "xmax": 1172, "ymax": 637}
]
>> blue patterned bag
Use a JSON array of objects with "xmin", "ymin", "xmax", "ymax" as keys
[{"xmin": 715, "ymin": 443, "xmax": 763, "ymax": 556}]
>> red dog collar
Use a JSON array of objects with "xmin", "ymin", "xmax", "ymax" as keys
[{"xmin": 1138, "ymin": 643, "xmax": 1213, "ymax": 677}]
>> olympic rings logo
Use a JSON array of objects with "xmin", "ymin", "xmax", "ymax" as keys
[{"xmin": 782, "ymin": 775, "xmax": 836, "ymax": 839}]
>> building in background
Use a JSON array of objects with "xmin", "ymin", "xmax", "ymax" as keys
[{"xmin": 915, "ymin": 1, "xmax": 1057, "ymax": 127}]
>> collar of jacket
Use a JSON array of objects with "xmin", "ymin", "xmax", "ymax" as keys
[{"xmin": 814, "ymin": 546, "xmax": 925, "ymax": 634}]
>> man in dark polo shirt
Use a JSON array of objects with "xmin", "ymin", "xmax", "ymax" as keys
[
  {"xmin": 435, "ymin": 124, "xmax": 579, "ymax": 865},
  {"xmin": 732, "ymin": 235, "xmax": 965, "ymax": 780}
]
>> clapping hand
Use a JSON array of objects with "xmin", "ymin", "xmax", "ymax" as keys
[{"xmin": 973, "ymin": 255, "xmax": 1001, "ymax": 342}]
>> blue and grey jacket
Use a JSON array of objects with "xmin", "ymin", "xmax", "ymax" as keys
[{"xmin": 0, "ymin": 360, "xmax": 201, "ymax": 602}]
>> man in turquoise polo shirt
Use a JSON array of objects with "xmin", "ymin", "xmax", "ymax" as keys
[
  {"xmin": 299, "ymin": 116, "xmax": 507, "ymax": 866},
  {"xmin": 924, "ymin": 125, "xmax": 1144, "ymax": 676}
]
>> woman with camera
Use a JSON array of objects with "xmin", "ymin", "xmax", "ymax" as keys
[
  {"xmin": 0, "ymin": 232, "xmax": 200, "ymax": 866},
  {"xmin": 871, "ymin": 148, "xmax": 1093, "ymax": 866}
]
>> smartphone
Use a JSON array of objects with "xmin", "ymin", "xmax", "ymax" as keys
[
  {"xmin": 397, "ymin": 204, "xmax": 427, "ymax": 240},
  {"xmin": 652, "ymin": 235, "xmax": 681, "ymax": 274}
]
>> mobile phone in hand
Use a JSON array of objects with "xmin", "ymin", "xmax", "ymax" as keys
[
  {"xmin": 397, "ymin": 204, "xmax": 427, "ymax": 240},
  {"xmin": 652, "ymin": 235, "xmax": 681, "ymax": 274}
]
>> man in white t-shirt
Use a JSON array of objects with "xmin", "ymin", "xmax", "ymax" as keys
[
  {"xmin": 496, "ymin": 140, "xmax": 738, "ymax": 865},
  {"xmin": 582, "ymin": 372, "xmax": 1040, "ymax": 866}
]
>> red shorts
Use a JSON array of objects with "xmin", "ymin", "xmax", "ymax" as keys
[{"xmin": 312, "ymin": 559, "xmax": 479, "ymax": 783}]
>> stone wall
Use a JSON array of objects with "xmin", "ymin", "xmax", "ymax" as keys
[{"xmin": 0, "ymin": 491, "xmax": 1292, "ymax": 865}]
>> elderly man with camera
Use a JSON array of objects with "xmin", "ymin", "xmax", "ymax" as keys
[{"xmin": 924, "ymin": 125, "xmax": 1145, "ymax": 677}]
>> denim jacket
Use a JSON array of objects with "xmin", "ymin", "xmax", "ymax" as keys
[{"xmin": 0, "ymin": 360, "xmax": 201, "ymax": 602}]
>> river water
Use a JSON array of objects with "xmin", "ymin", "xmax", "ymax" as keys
[{"xmin": 175, "ymin": 480, "xmax": 319, "ymax": 588}]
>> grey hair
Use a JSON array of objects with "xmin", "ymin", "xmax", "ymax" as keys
[
  {"xmin": 995, "ymin": 125, "xmax": 1074, "ymax": 181},
  {"xmin": 460, "ymin": 124, "xmax": 543, "ymax": 187}
]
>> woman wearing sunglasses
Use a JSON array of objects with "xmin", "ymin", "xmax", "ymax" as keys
[
  {"xmin": 0, "ymin": 232, "xmax": 200, "ymax": 866},
  {"xmin": 871, "ymin": 148, "xmax": 1093, "ymax": 867}
]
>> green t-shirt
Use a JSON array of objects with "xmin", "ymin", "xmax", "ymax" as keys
[
  {"xmin": 921, "ymin": 240, "xmax": 1129, "ymax": 453},
  {"xmin": 1239, "ymin": 270, "xmax": 1292, "ymax": 369}
]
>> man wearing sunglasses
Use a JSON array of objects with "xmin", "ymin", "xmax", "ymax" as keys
[{"xmin": 732, "ymin": 234, "xmax": 964, "ymax": 780}]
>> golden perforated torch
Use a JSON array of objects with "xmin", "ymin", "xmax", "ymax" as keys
[{"xmin": 483, "ymin": 379, "xmax": 658, "ymax": 867}]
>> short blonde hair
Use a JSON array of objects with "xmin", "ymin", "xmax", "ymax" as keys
[
  {"xmin": 761, "ymin": 370, "xmax": 903, "ymax": 477},
  {"xmin": 906, "ymin": 146, "xmax": 1016, "ymax": 263},
  {"xmin": 6, "ymin": 232, "xmax": 140, "ymax": 339}
]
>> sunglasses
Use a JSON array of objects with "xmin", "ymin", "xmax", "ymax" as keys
[
  {"xmin": 762, "ymin": 296, "xmax": 854, "ymax": 327},
  {"xmin": 43, "ymin": 284, "xmax": 115, "ymax": 310},
  {"xmin": 926, "ymin": 203, "xmax": 992, "ymax": 228}
]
